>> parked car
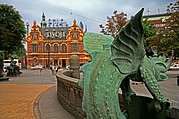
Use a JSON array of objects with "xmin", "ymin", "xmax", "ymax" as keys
[
  {"xmin": 31, "ymin": 65, "xmax": 43, "ymax": 70},
  {"xmin": 170, "ymin": 64, "xmax": 179, "ymax": 70},
  {"xmin": 4, "ymin": 59, "xmax": 22, "ymax": 69}
]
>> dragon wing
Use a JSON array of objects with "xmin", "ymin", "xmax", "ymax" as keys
[
  {"xmin": 82, "ymin": 32, "xmax": 113, "ymax": 54},
  {"xmin": 79, "ymin": 32, "xmax": 113, "ymax": 89},
  {"xmin": 111, "ymin": 8, "xmax": 145, "ymax": 74}
]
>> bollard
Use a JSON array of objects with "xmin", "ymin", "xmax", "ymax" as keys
[{"xmin": 70, "ymin": 55, "xmax": 80, "ymax": 79}]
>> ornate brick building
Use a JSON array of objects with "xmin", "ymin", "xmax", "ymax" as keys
[{"xmin": 26, "ymin": 14, "xmax": 90, "ymax": 68}]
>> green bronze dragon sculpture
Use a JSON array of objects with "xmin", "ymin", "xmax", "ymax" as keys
[{"xmin": 78, "ymin": 8, "xmax": 173, "ymax": 119}]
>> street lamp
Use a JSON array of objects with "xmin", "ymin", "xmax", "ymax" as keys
[
  {"xmin": 47, "ymin": 44, "xmax": 50, "ymax": 69},
  {"xmin": 48, "ymin": 49, "xmax": 50, "ymax": 69},
  {"xmin": 26, "ymin": 20, "xmax": 29, "ymax": 36}
]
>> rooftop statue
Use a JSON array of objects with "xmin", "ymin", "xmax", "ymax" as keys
[{"xmin": 78, "ymin": 8, "xmax": 173, "ymax": 119}]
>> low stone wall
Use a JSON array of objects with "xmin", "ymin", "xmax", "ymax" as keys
[
  {"xmin": 56, "ymin": 70, "xmax": 178, "ymax": 119},
  {"xmin": 56, "ymin": 70, "xmax": 85, "ymax": 119},
  {"xmin": 56, "ymin": 70, "xmax": 125, "ymax": 119}
]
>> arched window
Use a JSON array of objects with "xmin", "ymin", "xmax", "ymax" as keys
[
  {"xmin": 31, "ymin": 44, "xmax": 38, "ymax": 52},
  {"xmin": 46, "ymin": 44, "xmax": 50, "ymax": 52},
  {"xmin": 54, "ymin": 44, "xmax": 58, "ymax": 53},
  {"xmin": 72, "ymin": 44, "xmax": 78, "ymax": 52},
  {"xmin": 62, "ymin": 44, "xmax": 67, "ymax": 53}
]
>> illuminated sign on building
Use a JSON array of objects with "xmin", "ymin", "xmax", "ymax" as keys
[{"xmin": 45, "ymin": 29, "xmax": 66, "ymax": 39}]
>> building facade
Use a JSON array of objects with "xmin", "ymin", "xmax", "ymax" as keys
[
  {"xmin": 143, "ymin": 13, "xmax": 171, "ymax": 31},
  {"xmin": 26, "ymin": 14, "xmax": 90, "ymax": 68}
]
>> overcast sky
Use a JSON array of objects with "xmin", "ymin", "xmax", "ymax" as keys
[{"xmin": 0, "ymin": 0, "xmax": 176, "ymax": 33}]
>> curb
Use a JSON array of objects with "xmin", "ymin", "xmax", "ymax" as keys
[{"xmin": 33, "ymin": 85, "xmax": 56, "ymax": 119}]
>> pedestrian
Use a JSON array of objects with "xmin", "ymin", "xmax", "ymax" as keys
[
  {"xmin": 40, "ymin": 68, "xmax": 43, "ymax": 75},
  {"xmin": 51, "ymin": 65, "xmax": 55, "ymax": 75},
  {"xmin": 55, "ymin": 65, "xmax": 61, "ymax": 74},
  {"xmin": 59, "ymin": 65, "xmax": 61, "ymax": 70}
]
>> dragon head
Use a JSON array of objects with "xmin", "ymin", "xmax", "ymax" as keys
[
  {"xmin": 150, "ymin": 46, "xmax": 174, "ymax": 81},
  {"xmin": 110, "ymin": 8, "xmax": 173, "ymax": 112}
]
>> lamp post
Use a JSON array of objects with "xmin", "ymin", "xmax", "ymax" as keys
[
  {"xmin": 26, "ymin": 20, "xmax": 29, "ymax": 36},
  {"xmin": 46, "ymin": 43, "xmax": 51, "ymax": 69},
  {"xmin": 47, "ymin": 48, "xmax": 50, "ymax": 69},
  {"xmin": 25, "ymin": 20, "xmax": 29, "ymax": 69},
  {"xmin": 45, "ymin": 28, "xmax": 51, "ymax": 69}
]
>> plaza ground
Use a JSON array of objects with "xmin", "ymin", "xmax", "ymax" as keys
[
  {"xmin": 0, "ymin": 69, "xmax": 74, "ymax": 119},
  {"xmin": 0, "ymin": 69, "xmax": 178, "ymax": 118}
]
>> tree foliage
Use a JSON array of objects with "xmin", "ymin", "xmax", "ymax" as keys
[
  {"xmin": 99, "ymin": 10, "xmax": 156, "ymax": 39},
  {"xmin": 0, "ymin": 4, "xmax": 26, "ymax": 59},
  {"xmin": 164, "ymin": 1, "xmax": 179, "ymax": 57},
  {"xmin": 142, "ymin": 18, "xmax": 156, "ymax": 54},
  {"xmin": 99, "ymin": 11, "xmax": 128, "ymax": 37},
  {"xmin": 99, "ymin": 10, "xmax": 156, "ymax": 57},
  {"xmin": 147, "ymin": 1, "xmax": 179, "ymax": 57},
  {"xmin": 142, "ymin": 18, "xmax": 156, "ymax": 39}
]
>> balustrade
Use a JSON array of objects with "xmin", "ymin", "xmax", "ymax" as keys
[{"xmin": 56, "ymin": 70, "xmax": 124, "ymax": 119}]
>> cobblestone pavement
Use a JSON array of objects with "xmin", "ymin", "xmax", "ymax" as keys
[
  {"xmin": 1, "ymin": 69, "xmax": 57, "ymax": 84},
  {"xmin": 130, "ymin": 70, "xmax": 179, "ymax": 108}
]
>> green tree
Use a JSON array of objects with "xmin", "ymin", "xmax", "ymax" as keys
[
  {"xmin": 142, "ymin": 18, "xmax": 156, "ymax": 39},
  {"xmin": 99, "ymin": 11, "xmax": 156, "ymax": 39},
  {"xmin": 99, "ymin": 10, "xmax": 156, "ymax": 57},
  {"xmin": 99, "ymin": 10, "xmax": 128, "ymax": 37},
  {"xmin": 158, "ymin": 1, "xmax": 179, "ymax": 57},
  {"xmin": 166, "ymin": 1, "xmax": 179, "ymax": 57},
  {"xmin": 0, "ymin": 4, "xmax": 26, "ymax": 59},
  {"xmin": 142, "ymin": 18, "xmax": 156, "ymax": 56}
]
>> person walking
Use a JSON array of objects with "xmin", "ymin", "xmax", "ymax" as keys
[
  {"xmin": 40, "ymin": 68, "xmax": 43, "ymax": 75},
  {"xmin": 55, "ymin": 65, "xmax": 61, "ymax": 74},
  {"xmin": 50, "ymin": 65, "xmax": 55, "ymax": 75}
]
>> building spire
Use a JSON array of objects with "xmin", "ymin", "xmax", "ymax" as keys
[
  {"xmin": 41, "ymin": 12, "xmax": 47, "ymax": 28},
  {"xmin": 147, "ymin": 8, "xmax": 150, "ymax": 15},
  {"xmin": 42, "ymin": 12, "xmax": 45, "ymax": 21}
]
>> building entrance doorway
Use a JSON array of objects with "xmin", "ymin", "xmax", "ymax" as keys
[
  {"xmin": 54, "ymin": 59, "xmax": 58, "ymax": 66},
  {"xmin": 62, "ymin": 59, "xmax": 66, "ymax": 68},
  {"xmin": 33, "ymin": 58, "xmax": 37, "ymax": 66}
]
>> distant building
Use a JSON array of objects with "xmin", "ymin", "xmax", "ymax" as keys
[
  {"xmin": 26, "ymin": 13, "xmax": 90, "ymax": 68},
  {"xmin": 143, "ymin": 13, "xmax": 171, "ymax": 31}
]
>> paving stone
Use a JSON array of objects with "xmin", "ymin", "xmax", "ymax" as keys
[{"xmin": 0, "ymin": 69, "xmax": 178, "ymax": 119}]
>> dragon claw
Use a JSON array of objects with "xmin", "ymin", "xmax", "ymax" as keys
[
  {"xmin": 125, "ymin": 91, "xmax": 136, "ymax": 105},
  {"xmin": 155, "ymin": 100, "xmax": 162, "ymax": 112},
  {"xmin": 123, "ymin": 110, "xmax": 128, "ymax": 118}
]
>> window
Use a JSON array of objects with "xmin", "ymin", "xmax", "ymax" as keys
[
  {"xmin": 155, "ymin": 24, "xmax": 165, "ymax": 27},
  {"xmin": 71, "ymin": 32, "xmax": 78, "ymax": 39},
  {"xmin": 72, "ymin": 44, "xmax": 78, "ymax": 52},
  {"xmin": 31, "ymin": 44, "xmax": 38, "ymax": 52},
  {"xmin": 36, "ymin": 34, "xmax": 39, "ymax": 39},
  {"xmin": 62, "ymin": 44, "xmax": 67, "ymax": 53},
  {"xmin": 54, "ymin": 44, "xmax": 58, "ymax": 53},
  {"xmin": 46, "ymin": 44, "xmax": 50, "ymax": 52},
  {"xmin": 31, "ymin": 33, "xmax": 39, "ymax": 40}
]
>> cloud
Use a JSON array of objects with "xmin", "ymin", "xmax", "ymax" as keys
[{"xmin": 0, "ymin": 0, "xmax": 176, "ymax": 33}]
